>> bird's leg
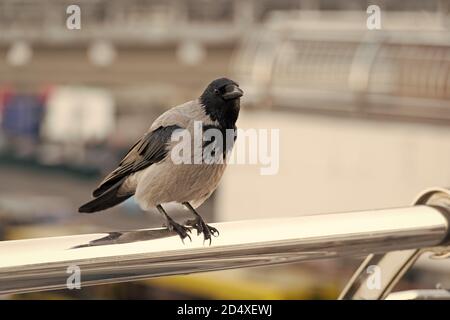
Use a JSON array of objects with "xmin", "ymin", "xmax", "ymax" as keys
[
  {"xmin": 157, "ymin": 204, "xmax": 191, "ymax": 242},
  {"xmin": 183, "ymin": 202, "xmax": 219, "ymax": 244}
]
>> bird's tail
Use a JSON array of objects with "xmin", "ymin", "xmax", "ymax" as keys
[{"xmin": 78, "ymin": 179, "xmax": 133, "ymax": 213}]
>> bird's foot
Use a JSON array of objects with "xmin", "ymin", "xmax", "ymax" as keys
[
  {"xmin": 164, "ymin": 219, "xmax": 191, "ymax": 243},
  {"xmin": 186, "ymin": 217, "xmax": 219, "ymax": 245}
]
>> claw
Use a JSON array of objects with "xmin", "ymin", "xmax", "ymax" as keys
[
  {"xmin": 180, "ymin": 233, "xmax": 192, "ymax": 244},
  {"xmin": 186, "ymin": 219, "xmax": 202, "ymax": 235},
  {"xmin": 166, "ymin": 219, "xmax": 192, "ymax": 242},
  {"xmin": 185, "ymin": 217, "xmax": 219, "ymax": 244},
  {"xmin": 209, "ymin": 226, "xmax": 220, "ymax": 237}
]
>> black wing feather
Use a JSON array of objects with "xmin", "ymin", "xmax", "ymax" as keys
[{"xmin": 92, "ymin": 125, "xmax": 181, "ymax": 197}]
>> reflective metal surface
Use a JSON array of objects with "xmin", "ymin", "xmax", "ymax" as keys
[
  {"xmin": 386, "ymin": 289, "xmax": 450, "ymax": 300},
  {"xmin": 339, "ymin": 187, "xmax": 450, "ymax": 300},
  {"xmin": 0, "ymin": 202, "xmax": 449, "ymax": 295}
]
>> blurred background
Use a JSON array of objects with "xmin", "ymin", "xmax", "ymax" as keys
[{"xmin": 1, "ymin": 0, "xmax": 450, "ymax": 299}]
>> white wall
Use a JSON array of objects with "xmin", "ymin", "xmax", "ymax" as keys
[{"xmin": 217, "ymin": 110, "xmax": 450, "ymax": 221}]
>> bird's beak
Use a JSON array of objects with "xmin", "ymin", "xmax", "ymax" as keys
[{"xmin": 222, "ymin": 84, "xmax": 243, "ymax": 100}]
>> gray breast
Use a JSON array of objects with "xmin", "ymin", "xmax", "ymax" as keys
[{"xmin": 134, "ymin": 160, "xmax": 227, "ymax": 210}]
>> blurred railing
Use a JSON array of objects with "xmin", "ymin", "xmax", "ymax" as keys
[
  {"xmin": 0, "ymin": 187, "xmax": 449, "ymax": 299},
  {"xmin": 0, "ymin": 0, "xmax": 241, "ymax": 45},
  {"xmin": 0, "ymin": 0, "xmax": 301, "ymax": 45},
  {"xmin": 1, "ymin": 1, "xmax": 448, "ymax": 45},
  {"xmin": 233, "ymin": 11, "xmax": 450, "ymax": 122}
]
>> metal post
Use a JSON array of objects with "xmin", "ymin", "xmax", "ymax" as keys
[{"xmin": 339, "ymin": 187, "xmax": 450, "ymax": 300}]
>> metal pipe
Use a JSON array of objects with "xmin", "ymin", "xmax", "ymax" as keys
[
  {"xmin": 339, "ymin": 187, "xmax": 450, "ymax": 300},
  {"xmin": 0, "ymin": 204, "xmax": 449, "ymax": 295}
]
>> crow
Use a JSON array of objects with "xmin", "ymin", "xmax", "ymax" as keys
[{"xmin": 79, "ymin": 78, "xmax": 243, "ymax": 243}]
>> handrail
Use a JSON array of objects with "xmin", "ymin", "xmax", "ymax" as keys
[{"xmin": 0, "ymin": 188, "xmax": 450, "ymax": 296}]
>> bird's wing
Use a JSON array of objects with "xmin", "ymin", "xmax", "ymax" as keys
[
  {"xmin": 91, "ymin": 100, "xmax": 199, "ymax": 197},
  {"xmin": 92, "ymin": 124, "xmax": 182, "ymax": 197}
]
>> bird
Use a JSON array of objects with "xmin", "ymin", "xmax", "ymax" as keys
[{"xmin": 79, "ymin": 77, "xmax": 243, "ymax": 244}]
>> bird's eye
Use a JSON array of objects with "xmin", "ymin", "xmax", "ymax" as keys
[{"xmin": 214, "ymin": 89, "xmax": 220, "ymax": 95}]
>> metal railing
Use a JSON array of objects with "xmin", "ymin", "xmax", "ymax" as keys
[
  {"xmin": 232, "ymin": 13, "xmax": 450, "ymax": 122},
  {"xmin": 0, "ymin": 187, "xmax": 449, "ymax": 298}
]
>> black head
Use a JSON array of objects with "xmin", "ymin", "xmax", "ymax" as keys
[{"xmin": 200, "ymin": 77, "xmax": 243, "ymax": 129}]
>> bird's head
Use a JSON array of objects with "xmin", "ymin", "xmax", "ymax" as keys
[{"xmin": 200, "ymin": 77, "xmax": 243, "ymax": 128}]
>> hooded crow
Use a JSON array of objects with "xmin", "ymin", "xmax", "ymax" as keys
[{"xmin": 79, "ymin": 78, "xmax": 243, "ymax": 243}]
